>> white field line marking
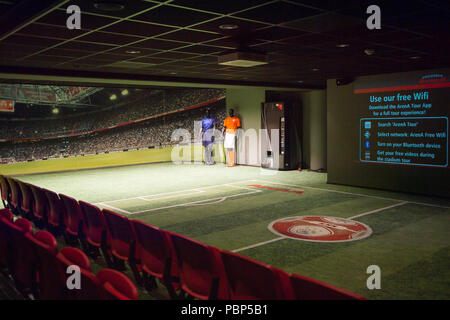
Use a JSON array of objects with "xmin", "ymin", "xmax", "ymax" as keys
[
  {"xmin": 184, "ymin": 196, "xmax": 228, "ymax": 206},
  {"xmin": 348, "ymin": 201, "xmax": 408, "ymax": 219},
  {"xmin": 137, "ymin": 189, "xmax": 204, "ymax": 202},
  {"xmin": 231, "ymin": 200, "xmax": 410, "ymax": 253},
  {"xmin": 232, "ymin": 237, "xmax": 286, "ymax": 253},
  {"xmin": 95, "ymin": 189, "xmax": 204, "ymax": 204},
  {"xmin": 223, "ymin": 184, "xmax": 264, "ymax": 191},
  {"xmin": 252, "ymin": 179, "xmax": 450, "ymax": 209},
  {"xmin": 98, "ymin": 202, "xmax": 132, "ymax": 215},
  {"xmin": 94, "ymin": 180, "xmax": 257, "ymax": 206},
  {"xmin": 129, "ymin": 189, "xmax": 262, "ymax": 215}
]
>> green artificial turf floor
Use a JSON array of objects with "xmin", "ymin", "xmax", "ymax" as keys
[{"xmin": 2, "ymin": 162, "xmax": 449, "ymax": 300}]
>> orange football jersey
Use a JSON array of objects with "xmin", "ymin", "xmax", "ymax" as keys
[{"xmin": 223, "ymin": 116, "xmax": 241, "ymax": 133}]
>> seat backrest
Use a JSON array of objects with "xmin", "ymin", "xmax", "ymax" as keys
[
  {"xmin": 131, "ymin": 220, "xmax": 178, "ymax": 279},
  {"xmin": 44, "ymin": 189, "xmax": 64, "ymax": 228},
  {"xmin": 290, "ymin": 273, "xmax": 366, "ymax": 300},
  {"xmin": 56, "ymin": 247, "xmax": 102, "ymax": 300},
  {"xmin": 59, "ymin": 193, "xmax": 83, "ymax": 236},
  {"xmin": 79, "ymin": 201, "xmax": 106, "ymax": 247},
  {"xmin": 1, "ymin": 217, "xmax": 33, "ymax": 267},
  {"xmin": 96, "ymin": 269, "xmax": 138, "ymax": 300},
  {"xmin": 220, "ymin": 249, "xmax": 285, "ymax": 300},
  {"xmin": 102, "ymin": 209, "xmax": 136, "ymax": 260},
  {"xmin": 6, "ymin": 177, "xmax": 21, "ymax": 209},
  {"xmin": 0, "ymin": 215, "xmax": 11, "ymax": 266},
  {"xmin": 0, "ymin": 174, "xmax": 10, "ymax": 201},
  {"xmin": 8, "ymin": 218, "xmax": 35, "ymax": 289},
  {"xmin": 30, "ymin": 185, "xmax": 48, "ymax": 220},
  {"xmin": 0, "ymin": 208, "xmax": 13, "ymax": 221},
  {"xmin": 58, "ymin": 247, "xmax": 91, "ymax": 270},
  {"xmin": 169, "ymin": 232, "xmax": 226, "ymax": 300},
  {"xmin": 29, "ymin": 230, "xmax": 62, "ymax": 300},
  {"xmin": 17, "ymin": 180, "xmax": 33, "ymax": 213}
]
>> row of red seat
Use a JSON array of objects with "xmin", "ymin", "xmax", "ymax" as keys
[
  {"xmin": 0, "ymin": 208, "xmax": 138, "ymax": 299},
  {"xmin": 0, "ymin": 174, "xmax": 365, "ymax": 300}
]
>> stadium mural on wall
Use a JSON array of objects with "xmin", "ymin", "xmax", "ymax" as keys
[
  {"xmin": 0, "ymin": 84, "xmax": 100, "ymax": 104},
  {"xmin": 0, "ymin": 96, "xmax": 226, "ymax": 143},
  {"xmin": 269, "ymin": 216, "xmax": 372, "ymax": 242}
]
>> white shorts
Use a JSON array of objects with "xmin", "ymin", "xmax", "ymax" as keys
[{"xmin": 224, "ymin": 133, "xmax": 236, "ymax": 149}]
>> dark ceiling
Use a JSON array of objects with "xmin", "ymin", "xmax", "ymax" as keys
[{"xmin": 0, "ymin": 0, "xmax": 449, "ymax": 88}]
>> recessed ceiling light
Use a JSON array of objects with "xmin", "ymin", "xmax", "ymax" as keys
[
  {"xmin": 93, "ymin": 1, "xmax": 125, "ymax": 11},
  {"xmin": 336, "ymin": 43, "xmax": 349, "ymax": 48},
  {"xmin": 110, "ymin": 94, "xmax": 117, "ymax": 100},
  {"xmin": 312, "ymin": 68, "xmax": 320, "ymax": 71},
  {"xmin": 125, "ymin": 50, "xmax": 141, "ymax": 54},
  {"xmin": 219, "ymin": 24, "xmax": 239, "ymax": 30},
  {"xmin": 52, "ymin": 107, "xmax": 59, "ymax": 114},
  {"xmin": 121, "ymin": 89, "xmax": 129, "ymax": 96},
  {"xmin": 409, "ymin": 56, "xmax": 421, "ymax": 59}
]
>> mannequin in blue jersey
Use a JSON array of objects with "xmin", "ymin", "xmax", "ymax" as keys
[{"xmin": 201, "ymin": 109, "xmax": 216, "ymax": 165}]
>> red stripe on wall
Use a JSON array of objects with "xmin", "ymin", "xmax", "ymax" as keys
[{"xmin": 354, "ymin": 82, "xmax": 450, "ymax": 94}]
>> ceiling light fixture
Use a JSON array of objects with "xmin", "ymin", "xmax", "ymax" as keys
[
  {"xmin": 93, "ymin": 1, "xmax": 125, "ymax": 11},
  {"xmin": 125, "ymin": 50, "xmax": 141, "ymax": 54},
  {"xmin": 218, "ymin": 51, "xmax": 268, "ymax": 67},
  {"xmin": 219, "ymin": 24, "xmax": 239, "ymax": 30},
  {"xmin": 312, "ymin": 68, "xmax": 320, "ymax": 71},
  {"xmin": 336, "ymin": 43, "xmax": 349, "ymax": 48},
  {"xmin": 364, "ymin": 49, "xmax": 375, "ymax": 56},
  {"xmin": 409, "ymin": 56, "xmax": 421, "ymax": 60},
  {"xmin": 110, "ymin": 94, "xmax": 117, "ymax": 101},
  {"xmin": 52, "ymin": 107, "xmax": 59, "ymax": 115},
  {"xmin": 121, "ymin": 89, "xmax": 129, "ymax": 96}
]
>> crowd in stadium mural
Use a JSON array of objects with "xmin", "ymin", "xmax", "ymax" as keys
[{"xmin": 0, "ymin": 89, "xmax": 226, "ymax": 163}]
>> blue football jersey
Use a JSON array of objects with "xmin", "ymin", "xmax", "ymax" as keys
[{"xmin": 202, "ymin": 117, "xmax": 215, "ymax": 131}]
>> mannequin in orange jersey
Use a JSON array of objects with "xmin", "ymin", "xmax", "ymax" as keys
[{"xmin": 222, "ymin": 108, "xmax": 241, "ymax": 167}]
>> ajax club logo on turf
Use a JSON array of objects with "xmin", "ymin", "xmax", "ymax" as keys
[{"xmin": 269, "ymin": 216, "xmax": 372, "ymax": 242}]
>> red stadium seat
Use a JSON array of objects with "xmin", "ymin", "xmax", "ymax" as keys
[
  {"xmin": 0, "ymin": 208, "xmax": 13, "ymax": 221},
  {"xmin": 17, "ymin": 180, "xmax": 33, "ymax": 220},
  {"xmin": 43, "ymin": 189, "xmax": 65, "ymax": 236},
  {"xmin": 28, "ymin": 230, "xmax": 62, "ymax": 299},
  {"xmin": 6, "ymin": 177, "xmax": 21, "ymax": 216},
  {"xmin": 7, "ymin": 218, "xmax": 35, "ymax": 296},
  {"xmin": 29, "ymin": 185, "xmax": 48, "ymax": 228},
  {"xmin": 79, "ymin": 201, "xmax": 108, "ymax": 259},
  {"xmin": 219, "ymin": 249, "xmax": 290, "ymax": 300},
  {"xmin": 169, "ymin": 232, "xmax": 228, "ymax": 300},
  {"xmin": 0, "ymin": 209, "xmax": 14, "ymax": 273},
  {"xmin": 96, "ymin": 269, "xmax": 139, "ymax": 300},
  {"xmin": 0, "ymin": 175, "xmax": 11, "ymax": 208},
  {"xmin": 102, "ymin": 209, "xmax": 139, "ymax": 274},
  {"xmin": 59, "ymin": 194, "xmax": 85, "ymax": 246},
  {"xmin": 56, "ymin": 247, "xmax": 102, "ymax": 300},
  {"xmin": 131, "ymin": 220, "xmax": 180, "ymax": 297},
  {"xmin": 0, "ymin": 217, "xmax": 32, "ymax": 277},
  {"xmin": 289, "ymin": 273, "xmax": 366, "ymax": 300}
]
